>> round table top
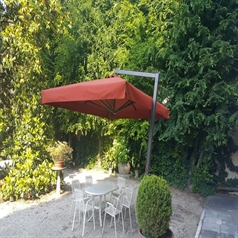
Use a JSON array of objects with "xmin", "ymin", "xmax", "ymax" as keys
[{"xmin": 85, "ymin": 182, "xmax": 118, "ymax": 196}]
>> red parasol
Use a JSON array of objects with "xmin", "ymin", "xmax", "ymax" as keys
[{"xmin": 41, "ymin": 75, "xmax": 169, "ymax": 120}]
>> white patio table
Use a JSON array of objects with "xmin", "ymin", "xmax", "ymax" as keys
[{"xmin": 85, "ymin": 181, "xmax": 118, "ymax": 227}]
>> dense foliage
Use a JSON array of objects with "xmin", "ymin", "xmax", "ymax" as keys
[
  {"xmin": 0, "ymin": 0, "xmax": 237, "ymax": 199},
  {"xmin": 153, "ymin": 0, "xmax": 238, "ymax": 195},
  {"xmin": 0, "ymin": 0, "xmax": 68, "ymax": 200}
]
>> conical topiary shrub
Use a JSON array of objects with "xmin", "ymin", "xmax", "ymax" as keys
[{"xmin": 136, "ymin": 175, "xmax": 173, "ymax": 238}]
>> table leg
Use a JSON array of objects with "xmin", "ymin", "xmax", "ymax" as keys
[
  {"xmin": 99, "ymin": 195, "xmax": 102, "ymax": 227},
  {"xmin": 104, "ymin": 194, "xmax": 106, "ymax": 203},
  {"xmin": 56, "ymin": 171, "xmax": 61, "ymax": 195}
]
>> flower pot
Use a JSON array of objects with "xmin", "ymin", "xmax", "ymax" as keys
[
  {"xmin": 138, "ymin": 228, "xmax": 174, "ymax": 238},
  {"xmin": 118, "ymin": 162, "xmax": 130, "ymax": 175},
  {"xmin": 54, "ymin": 161, "xmax": 64, "ymax": 168},
  {"xmin": 135, "ymin": 169, "xmax": 139, "ymax": 178},
  {"xmin": 108, "ymin": 167, "xmax": 113, "ymax": 175}
]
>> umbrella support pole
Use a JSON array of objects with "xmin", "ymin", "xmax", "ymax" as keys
[{"xmin": 114, "ymin": 69, "xmax": 160, "ymax": 175}]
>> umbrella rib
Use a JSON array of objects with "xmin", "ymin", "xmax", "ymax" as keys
[
  {"xmin": 85, "ymin": 100, "xmax": 116, "ymax": 114},
  {"xmin": 100, "ymin": 100, "xmax": 117, "ymax": 114},
  {"xmin": 115, "ymin": 101, "xmax": 136, "ymax": 113},
  {"xmin": 85, "ymin": 100, "xmax": 136, "ymax": 114},
  {"xmin": 99, "ymin": 100, "xmax": 136, "ymax": 113}
]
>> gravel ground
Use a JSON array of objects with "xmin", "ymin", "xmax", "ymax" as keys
[{"xmin": 0, "ymin": 168, "xmax": 205, "ymax": 238}]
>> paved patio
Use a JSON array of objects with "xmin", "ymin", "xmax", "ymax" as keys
[
  {"xmin": 195, "ymin": 195, "xmax": 238, "ymax": 238},
  {"xmin": 0, "ymin": 168, "xmax": 205, "ymax": 238}
]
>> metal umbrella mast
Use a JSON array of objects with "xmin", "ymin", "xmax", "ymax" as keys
[{"xmin": 114, "ymin": 69, "xmax": 160, "ymax": 175}]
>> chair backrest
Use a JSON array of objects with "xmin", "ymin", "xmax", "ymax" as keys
[
  {"xmin": 114, "ymin": 192, "xmax": 125, "ymax": 212},
  {"xmin": 117, "ymin": 177, "xmax": 126, "ymax": 193},
  {"xmin": 74, "ymin": 188, "xmax": 88, "ymax": 209},
  {"xmin": 130, "ymin": 186, "xmax": 138, "ymax": 206},
  {"xmin": 74, "ymin": 188, "xmax": 84, "ymax": 199},
  {"xmin": 123, "ymin": 186, "xmax": 137, "ymax": 207},
  {"xmin": 85, "ymin": 175, "xmax": 93, "ymax": 187},
  {"xmin": 71, "ymin": 179, "xmax": 81, "ymax": 191}
]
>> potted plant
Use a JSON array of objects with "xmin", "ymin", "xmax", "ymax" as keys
[
  {"xmin": 46, "ymin": 141, "xmax": 73, "ymax": 168},
  {"xmin": 128, "ymin": 138, "xmax": 146, "ymax": 178},
  {"xmin": 132, "ymin": 154, "xmax": 144, "ymax": 178},
  {"xmin": 112, "ymin": 137, "xmax": 130, "ymax": 175},
  {"xmin": 103, "ymin": 147, "xmax": 116, "ymax": 175},
  {"xmin": 136, "ymin": 175, "xmax": 174, "ymax": 238}
]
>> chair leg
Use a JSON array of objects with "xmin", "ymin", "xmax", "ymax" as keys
[
  {"xmin": 113, "ymin": 216, "xmax": 117, "ymax": 238},
  {"xmin": 128, "ymin": 207, "xmax": 132, "ymax": 228},
  {"xmin": 87, "ymin": 213, "xmax": 92, "ymax": 222},
  {"xmin": 102, "ymin": 211, "xmax": 107, "ymax": 234},
  {"xmin": 82, "ymin": 211, "xmax": 86, "ymax": 236},
  {"xmin": 110, "ymin": 216, "xmax": 113, "ymax": 227},
  {"xmin": 124, "ymin": 206, "xmax": 127, "ymax": 219},
  {"xmin": 83, "ymin": 208, "xmax": 95, "ymax": 236},
  {"xmin": 92, "ymin": 209, "xmax": 95, "ymax": 231},
  {"xmin": 71, "ymin": 205, "xmax": 77, "ymax": 231},
  {"xmin": 79, "ymin": 210, "xmax": 82, "ymax": 230},
  {"xmin": 121, "ymin": 210, "xmax": 125, "ymax": 234},
  {"xmin": 117, "ymin": 212, "xmax": 120, "ymax": 223}
]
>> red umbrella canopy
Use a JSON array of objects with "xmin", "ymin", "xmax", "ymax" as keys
[{"xmin": 41, "ymin": 75, "xmax": 169, "ymax": 120}]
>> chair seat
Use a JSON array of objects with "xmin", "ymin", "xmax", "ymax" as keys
[{"xmin": 104, "ymin": 203, "xmax": 121, "ymax": 216}]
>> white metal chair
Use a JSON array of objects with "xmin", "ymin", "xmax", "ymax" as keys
[
  {"xmin": 111, "ymin": 177, "xmax": 126, "ymax": 200},
  {"xmin": 71, "ymin": 178, "xmax": 82, "ymax": 192},
  {"xmin": 102, "ymin": 193, "xmax": 125, "ymax": 238},
  {"xmin": 85, "ymin": 175, "xmax": 93, "ymax": 187},
  {"xmin": 71, "ymin": 188, "xmax": 95, "ymax": 236},
  {"xmin": 69, "ymin": 178, "xmax": 82, "ymax": 218},
  {"xmin": 122, "ymin": 185, "xmax": 138, "ymax": 228},
  {"xmin": 83, "ymin": 175, "xmax": 94, "ymax": 199}
]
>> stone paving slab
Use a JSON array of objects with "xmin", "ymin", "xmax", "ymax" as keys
[{"xmin": 195, "ymin": 195, "xmax": 238, "ymax": 238}]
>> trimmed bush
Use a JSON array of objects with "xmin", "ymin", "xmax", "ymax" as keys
[{"xmin": 136, "ymin": 175, "xmax": 172, "ymax": 238}]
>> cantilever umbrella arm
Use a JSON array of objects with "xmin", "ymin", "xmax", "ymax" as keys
[{"xmin": 114, "ymin": 69, "xmax": 160, "ymax": 175}]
